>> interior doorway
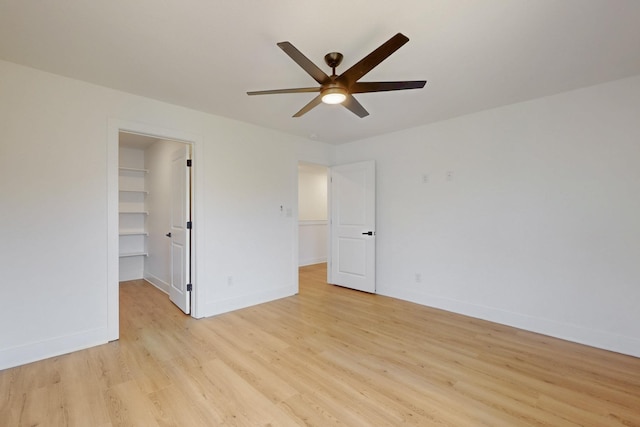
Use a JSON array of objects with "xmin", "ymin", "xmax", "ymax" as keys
[
  {"xmin": 118, "ymin": 132, "xmax": 193, "ymax": 314},
  {"xmin": 297, "ymin": 162, "xmax": 329, "ymax": 268},
  {"xmin": 298, "ymin": 160, "xmax": 377, "ymax": 294},
  {"xmin": 108, "ymin": 120, "xmax": 202, "ymax": 341}
]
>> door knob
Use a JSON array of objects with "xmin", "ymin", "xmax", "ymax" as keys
[
  {"xmin": 165, "ymin": 232, "xmax": 172, "ymax": 238},
  {"xmin": 362, "ymin": 231, "xmax": 374, "ymax": 236}
]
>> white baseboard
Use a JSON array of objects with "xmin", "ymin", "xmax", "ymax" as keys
[
  {"xmin": 0, "ymin": 327, "xmax": 108, "ymax": 371},
  {"xmin": 143, "ymin": 272, "xmax": 170, "ymax": 294},
  {"xmin": 299, "ymin": 257, "xmax": 327, "ymax": 267},
  {"xmin": 199, "ymin": 285, "xmax": 296, "ymax": 319},
  {"xmin": 381, "ymin": 287, "xmax": 640, "ymax": 358}
]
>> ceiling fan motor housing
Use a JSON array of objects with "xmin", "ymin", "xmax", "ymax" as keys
[{"xmin": 324, "ymin": 52, "xmax": 344, "ymax": 71}]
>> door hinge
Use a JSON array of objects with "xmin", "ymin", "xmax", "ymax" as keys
[
  {"xmin": 187, "ymin": 159, "xmax": 192, "ymax": 167},
  {"xmin": 187, "ymin": 283, "xmax": 192, "ymax": 292},
  {"xmin": 187, "ymin": 221, "xmax": 192, "ymax": 229}
]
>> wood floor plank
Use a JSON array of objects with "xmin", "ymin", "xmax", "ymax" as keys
[
  {"xmin": 202, "ymin": 330, "xmax": 300, "ymax": 404},
  {"xmin": 1, "ymin": 263, "xmax": 639, "ymax": 426},
  {"xmin": 88, "ymin": 341, "xmax": 135, "ymax": 391},
  {"xmin": 16, "ymin": 383, "xmax": 66, "ymax": 427},
  {"xmin": 56, "ymin": 350, "xmax": 112, "ymax": 426},
  {"xmin": 103, "ymin": 380, "xmax": 160, "ymax": 427}
]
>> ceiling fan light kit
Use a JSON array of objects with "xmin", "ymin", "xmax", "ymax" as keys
[
  {"xmin": 247, "ymin": 33, "xmax": 426, "ymax": 118},
  {"xmin": 321, "ymin": 86, "xmax": 347, "ymax": 104}
]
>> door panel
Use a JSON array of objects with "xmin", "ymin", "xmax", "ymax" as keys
[
  {"xmin": 169, "ymin": 145, "xmax": 191, "ymax": 314},
  {"xmin": 337, "ymin": 238, "xmax": 366, "ymax": 275},
  {"xmin": 330, "ymin": 160, "xmax": 376, "ymax": 293}
]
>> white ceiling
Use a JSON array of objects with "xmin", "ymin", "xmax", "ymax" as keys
[
  {"xmin": 119, "ymin": 132, "xmax": 160, "ymax": 149},
  {"xmin": 2, "ymin": 1, "xmax": 640, "ymax": 145}
]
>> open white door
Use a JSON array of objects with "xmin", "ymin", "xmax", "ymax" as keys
[
  {"xmin": 329, "ymin": 160, "xmax": 376, "ymax": 293},
  {"xmin": 169, "ymin": 145, "xmax": 192, "ymax": 314}
]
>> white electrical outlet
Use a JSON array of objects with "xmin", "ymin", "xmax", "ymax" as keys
[
  {"xmin": 446, "ymin": 171, "xmax": 454, "ymax": 181},
  {"xmin": 227, "ymin": 275, "xmax": 233, "ymax": 286},
  {"xmin": 422, "ymin": 173, "xmax": 429, "ymax": 184},
  {"xmin": 415, "ymin": 273, "xmax": 422, "ymax": 283}
]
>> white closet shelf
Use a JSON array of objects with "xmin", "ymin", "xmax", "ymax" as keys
[
  {"xmin": 119, "ymin": 210, "xmax": 149, "ymax": 215},
  {"xmin": 119, "ymin": 189, "xmax": 149, "ymax": 194},
  {"xmin": 119, "ymin": 167, "xmax": 148, "ymax": 173},
  {"xmin": 119, "ymin": 231, "xmax": 148, "ymax": 236},
  {"xmin": 118, "ymin": 157, "xmax": 148, "ymax": 280},
  {"xmin": 119, "ymin": 252, "xmax": 148, "ymax": 258}
]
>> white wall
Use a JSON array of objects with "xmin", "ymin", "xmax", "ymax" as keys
[
  {"xmin": 334, "ymin": 75, "xmax": 640, "ymax": 357},
  {"xmin": 298, "ymin": 164, "xmax": 328, "ymax": 221},
  {"xmin": 144, "ymin": 139, "xmax": 185, "ymax": 293},
  {"xmin": 298, "ymin": 222, "xmax": 328, "ymax": 267},
  {"xmin": 3, "ymin": 55, "xmax": 636, "ymax": 369},
  {"xmin": 0, "ymin": 59, "xmax": 333, "ymax": 370}
]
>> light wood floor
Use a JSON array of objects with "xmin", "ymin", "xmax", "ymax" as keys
[{"xmin": 2, "ymin": 264, "xmax": 640, "ymax": 426}]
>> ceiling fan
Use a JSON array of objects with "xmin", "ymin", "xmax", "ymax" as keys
[{"xmin": 247, "ymin": 33, "xmax": 426, "ymax": 118}]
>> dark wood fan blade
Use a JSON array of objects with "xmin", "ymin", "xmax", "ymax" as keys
[
  {"xmin": 343, "ymin": 94, "xmax": 369, "ymax": 118},
  {"xmin": 277, "ymin": 42, "xmax": 331, "ymax": 85},
  {"xmin": 247, "ymin": 87, "xmax": 320, "ymax": 96},
  {"xmin": 351, "ymin": 80, "xmax": 426, "ymax": 93},
  {"xmin": 338, "ymin": 33, "xmax": 410, "ymax": 85},
  {"xmin": 292, "ymin": 94, "xmax": 323, "ymax": 117}
]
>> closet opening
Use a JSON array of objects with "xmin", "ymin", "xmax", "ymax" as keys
[{"xmin": 118, "ymin": 132, "xmax": 194, "ymax": 315}]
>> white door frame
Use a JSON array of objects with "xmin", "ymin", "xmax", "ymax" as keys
[{"xmin": 107, "ymin": 119, "xmax": 203, "ymax": 341}]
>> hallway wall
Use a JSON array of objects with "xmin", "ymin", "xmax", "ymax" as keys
[{"xmin": 298, "ymin": 163, "xmax": 328, "ymax": 266}]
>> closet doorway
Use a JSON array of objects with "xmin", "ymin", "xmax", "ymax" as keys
[{"xmin": 118, "ymin": 132, "xmax": 193, "ymax": 314}]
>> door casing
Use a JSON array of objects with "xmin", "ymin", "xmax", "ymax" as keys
[{"xmin": 107, "ymin": 119, "xmax": 202, "ymax": 341}]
